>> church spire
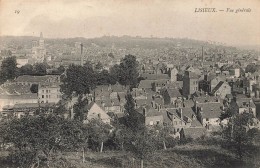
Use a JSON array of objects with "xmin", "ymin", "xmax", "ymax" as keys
[{"xmin": 40, "ymin": 32, "xmax": 43, "ymax": 39}]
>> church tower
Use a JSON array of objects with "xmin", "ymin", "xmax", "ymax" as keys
[{"xmin": 39, "ymin": 32, "xmax": 44, "ymax": 49}]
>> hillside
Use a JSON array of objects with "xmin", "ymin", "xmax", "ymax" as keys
[
  {"xmin": 2, "ymin": 143, "xmax": 258, "ymax": 168},
  {"xmin": 55, "ymin": 144, "xmax": 260, "ymax": 168}
]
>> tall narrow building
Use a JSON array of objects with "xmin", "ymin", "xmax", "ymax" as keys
[
  {"xmin": 80, "ymin": 43, "xmax": 83, "ymax": 66},
  {"xmin": 201, "ymin": 46, "xmax": 204, "ymax": 66},
  {"xmin": 39, "ymin": 32, "xmax": 44, "ymax": 49}
]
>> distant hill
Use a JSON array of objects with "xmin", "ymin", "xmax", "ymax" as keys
[{"xmin": 0, "ymin": 35, "xmax": 226, "ymax": 50}]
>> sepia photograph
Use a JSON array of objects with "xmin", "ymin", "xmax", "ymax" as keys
[{"xmin": 0, "ymin": 0, "xmax": 260, "ymax": 167}]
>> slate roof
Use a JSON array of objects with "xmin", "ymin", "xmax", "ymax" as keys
[
  {"xmin": 167, "ymin": 88, "xmax": 182, "ymax": 98},
  {"xmin": 141, "ymin": 74, "xmax": 170, "ymax": 80},
  {"xmin": 138, "ymin": 80, "xmax": 156, "ymax": 89},
  {"xmin": 198, "ymin": 102, "xmax": 223, "ymax": 119},
  {"xmin": 15, "ymin": 75, "xmax": 59, "ymax": 83},
  {"xmin": 0, "ymin": 93, "xmax": 38, "ymax": 99},
  {"xmin": 211, "ymin": 81, "xmax": 224, "ymax": 94},
  {"xmin": 236, "ymin": 98, "xmax": 256, "ymax": 108},
  {"xmin": 3, "ymin": 103, "xmax": 55, "ymax": 109},
  {"xmin": 137, "ymin": 105, "xmax": 162, "ymax": 117},
  {"xmin": 0, "ymin": 83, "xmax": 31, "ymax": 94},
  {"xmin": 194, "ymin": 95, "xmax": 219, "ymax": 104}
]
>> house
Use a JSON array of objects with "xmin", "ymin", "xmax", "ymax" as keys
[
  {"xmin": 210, "ymin": 76, "xmax": 225, "ymax": 92},
  {"xmin": 210, "ymin": 81, "xmax": 231, "ymax": 99},
  {"xmin": 16, "ymin": 56, "xmax": 29, "ymax": 68},
  {"xmin": 170, "ymin": 68, "xmax": 178, "ymax": 82},
  {"xmin": 229, "ymin": 67, "xmax": 240, "ymax": 78},
  {"xmin": 183, "ymin": 70, "xmax": 200, "ymax": 97},
  {"xmin": 38, "ymin": 83, "xmax": 62, "ymax": 104},
  {"xmin": 84, "ymin": 102, "xmax": 111, "ymax": 124},
  {"xmin": 0, "ymin": 94, "xmax": 38, "ymax": 111},
  {"xmin": 234, "ymin": 98, "xmax": 256, "ymax": 117},
  {"xmin": 151, "ymin": 80, "xmax": 168, "ymax": 92},
  {"xmin": 137, "ymin": 105, "xmax": 163, "ymax": 126},
  {"xmin": 138, "ymin": 80, "xmax": 156, "ymax": 90},
  {"xmin": 96, "ymin": 99, "xmax": 122, "ymax": 114},
  {"xmin": 1, "ymin": 103, "xmax": 55, "ymax": 119},
  {"xmin": 161, "ymin": 88, "xmax": 182, "ymax": 106},
  {"xmin": 195, "ymin": 102, "xmax": 223, "ymax": 128},
  {"xmin": 163, "ymin": 108, "xmax": 189, "ymax": 132}
]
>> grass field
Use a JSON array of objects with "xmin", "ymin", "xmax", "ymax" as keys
[{"xmin": 1, "ymin": 144, "xmax": 259, "ymax": 168}]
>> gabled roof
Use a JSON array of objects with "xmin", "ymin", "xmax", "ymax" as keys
[
  {"xmin": 211, "ymin": 81, "xmax": 224, "ymax": 94},
  {"xmin": 198, "ymin": 102, "xmax": 223, "ymax": 119},
  {"xmin": 167, "ymin": 88, "xmax": 182, "ymax": 98},
  {"xmin": 0, "ymin": 93, "xmax": 38, "ymax": 99},
  {"xmin": 15, "ymin": 75, "xmax": 60, "ymax": 83},
  {"xmin": 137, "ymin": 105, "xmax": 162, "ymax": 117},
  {"xmin": 138, "ymin": 80, "xmax": 156, "ymax": 89}
]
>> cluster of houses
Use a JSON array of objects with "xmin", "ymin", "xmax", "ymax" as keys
[
  {"xmin": 1, "ymin": 56, "xmax": 259, "ymax": 139},
  {"xmin": 1, "ymin": 40, "xmax": 260, "ymax": 139}
]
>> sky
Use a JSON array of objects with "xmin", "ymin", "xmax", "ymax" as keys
[{"xmin": 0, "ymin": 0, "xmax": 260, "ymax": 46}]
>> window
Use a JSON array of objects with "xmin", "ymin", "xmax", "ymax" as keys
[
  {"xmin": 206, "ymin": 118, "xmax": 209, "ymax": 121},
  {"xmin": 42, "ymin": 95, "xmax": 44, "ymax": 98},
  {"xmin": 42, "ymin": 90, "xmax": 44, "ymax": 93},
  {"xmin": 46, "ymin": 90, "xmax": 48, "ymax": 93},
  {"xmin": 49, "ymin": 90, "xmax": 51, "ymax": 93},
  {"xmin": 46, "ymin": 95, "xmax": 48, "ymax": 98},
  {"xmin": 156, "ymin": 121, "xmax": 160, "ymax": 125},
  {"xmin": 49, "ymin": 95, "xmax": 51, "ymax": 98}
]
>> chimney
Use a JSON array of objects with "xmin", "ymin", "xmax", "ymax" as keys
[
  {"xmin": 143, "ymin": 108, "xmax": 147, "ymax": 116},
  {"xmin": 80, "ymin": 43, "xmax": 83, "ymax": 66},
  {"xmin": 179, "ymin": 108, "xmax": 183, "ymax": 119},
  {"xmin": 101, "ymin": 101, "xmax": 105, "ymax": 107},
  {"xmin": 111, "ymin": 100, "xmax": 114, "ymax": 106}
]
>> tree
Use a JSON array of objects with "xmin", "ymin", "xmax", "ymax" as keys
[
  {"xmin": 73, "ymin": 96, "xmax": 88, "ymax": 122},
  {"xmin": 129, "ymin": 129, "xmax": 157, "ymax": 168},
  {"xmin": 61, "ymin": 64, "xmax": 97, "ymax": 97},
  {"xmin": 3, "ymin": 115, "xmax": 88, "ymax": 167},
  {"xmin": 119, "ymin": 54, "xmax": 139, "ymax": 89},
  {"xmin": 124, "ymin": 93, "xmax": 144, "ymax": 132},
  {"xmin": 245, "ymin": 63, "xmax": 259, "ymax": 73},
  {"xmin": 114, "ymin": 126, "xmax": 134, "ymax": 151},
  {"xmin": 87, "ymin": 119, "xmax": 111, "ymax": 153},
  {"xmin": 109, "ymin": 64, "xmax": 121, "ymax": 84},
  {"xmin": 34, "ymin": 63, "xmax": 48, "ymax": 75},
  {"xmin": 30, "ymin": 84, "xmax": 38, "ymax": 93},
  {"xmin": 148, "ymin": 126, "xmax": 172, "ymax": 150},
  {"xmin": 222, "ymin": 112, "xmax": 255, "ymax": 160},
  {"xmin": 51, "ymin": 66, "xmax": 65, "ymax": 75},
  {"xmin": 95, "ymin": 61, "xmax": 103, "ymax": 70},
  {"xmin": 0, "ymin": 57, "xmax": 18, "ymax": 84},
  {"xmin": 96, "ymin": 70, "xmax": 111, "ymax": 85},
  {"xmin": 20, "ymin": 64, "xmax": 34, "ymax": 75},
  {"xmin": 53, "ymin": 101, "xmax": 69, "ymax": 117}
]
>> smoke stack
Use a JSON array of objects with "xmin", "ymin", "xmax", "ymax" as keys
[
  {"xmin": 80, "ymin": 43, "xmax": 83, "ymax": 66},
  {"xmin": 202, "ymin": 46, "xmax": 204, "ymax": 66},
  {"xmin": 179, "ymin": 108, "xmax": 183, "ymax": 119}
]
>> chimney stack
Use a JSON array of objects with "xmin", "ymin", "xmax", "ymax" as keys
[
  {"xmin": 80, "ymin": 43, "xmax": 83, "ymax": 66},
  {"xmin": 179, "ymin": 108, "xmax": 183, "ymax": 119}
]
